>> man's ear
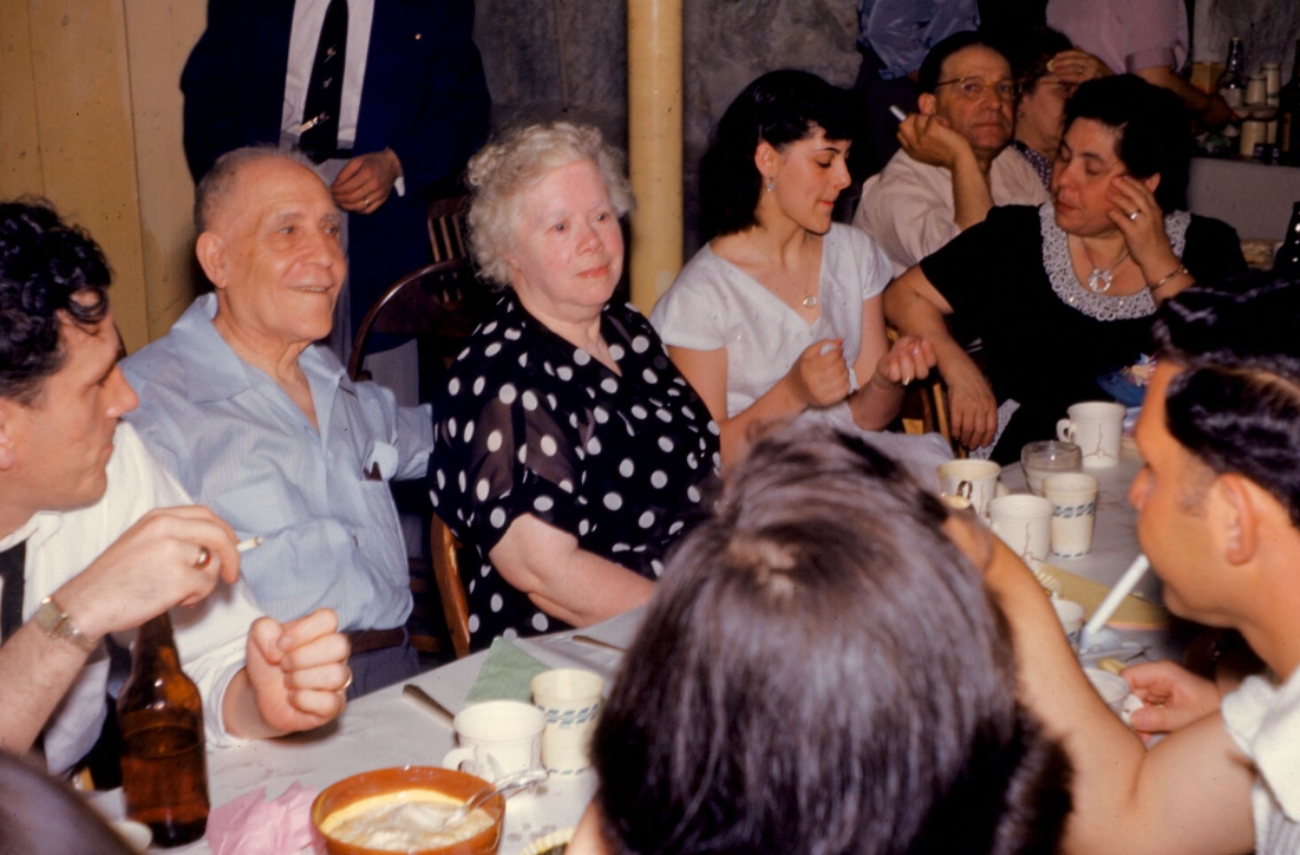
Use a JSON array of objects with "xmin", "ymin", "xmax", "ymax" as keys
[
  {"xmin": 918, "ymin": 93, "xmax": 938, "ymax": 117},
  {"xmin": 1216, "ymin": 473, "xmax": 1260, "ymax": 565},
  {"xmin": 195, "ymin": 231, "xmax": 229, "ymax": 290},
  {"xmin": 0, "ymin": 400, "xmax": 18, "ymax": 472}
]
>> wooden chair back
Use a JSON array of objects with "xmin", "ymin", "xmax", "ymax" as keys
[
  {"xmin": 427, "ymin": 195, "xmax": 470, "ymax": 264},
  {"xmin": 349, "ymin": 257, "xmax": 487, "ymax": 658},
  {"xmin": 430, "ymin": 514, "xmax": 472, "ymax": 658}
]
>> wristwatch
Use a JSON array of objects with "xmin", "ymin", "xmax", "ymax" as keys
[{"xmin": 33, "ymin": 596, "xmax": 100, "ymax": 652}]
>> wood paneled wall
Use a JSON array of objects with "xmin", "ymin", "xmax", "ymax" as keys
[{"xmin": 0, "ymin": 0, "xmax": 206, "ymax": 353}]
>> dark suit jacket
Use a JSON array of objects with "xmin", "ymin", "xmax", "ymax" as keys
[{"xmin": 181, "ymin": 0, "xmax": 491, "ymax": 330}]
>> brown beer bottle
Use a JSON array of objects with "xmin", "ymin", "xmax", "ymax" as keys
[{"xmin": 117, "ymin": 612, "xmax": 210, "ymax": 847}]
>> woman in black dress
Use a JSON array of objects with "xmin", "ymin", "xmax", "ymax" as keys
[
  {"xmin": 885, "ymin": 75, "xmax": 1245, "ymax": 463},
  {"xmin": 429, "ymin": 123, "xmax": 720, "ymax": 649}
]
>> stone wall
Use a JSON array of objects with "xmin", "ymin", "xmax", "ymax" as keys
[
  {"xmin": 473, "ymin": 0, "xmax": 1300, "ymax": 258},
  {"xmin": 474, "ymin": 0, "xmax": 861, "ymax": 257}
]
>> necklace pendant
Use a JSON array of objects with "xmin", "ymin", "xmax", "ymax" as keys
[
  {"xmin": 802, "ymin": 294, "xmax": 818, "ymax": 308},
  {"xmin": 1086, "ymin": 269, "xmax": 1113, "ymax": 294}
]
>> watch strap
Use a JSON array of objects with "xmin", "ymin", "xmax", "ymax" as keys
[{"xmin": 33, "ymin": 596, "xmax": 100, "ymax": 653}]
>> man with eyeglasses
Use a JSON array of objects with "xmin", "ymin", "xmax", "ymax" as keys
[{"xmin": 854, "ymin": 31, "xmax": 1048, "ymax": 276}]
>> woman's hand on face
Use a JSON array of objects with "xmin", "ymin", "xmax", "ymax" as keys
[
  {"xmin": 1047, "ymin": 49, "xmax": 1112, "ymax": 87},
  {"xmin": 1107, "ymin": 176, "xmax": 1178, "ymax": 270},
  {"xmin": 898, "ymin": 114, "xmax": 971, "ymax": 170},
  {"xmin": 873, "ymin": 335, "xmax": 936, "ymax": 388},
  {"xmin": 789, "ymin": 339, "xmax": 852, "ymax": 408},
  {"xmin": 940, "ymin": 355, "xmax": 998, "ymax": 450}
]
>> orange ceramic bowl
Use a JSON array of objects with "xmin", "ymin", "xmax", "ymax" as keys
[{"xmin": 311, "ymin": 766, "xmax": 505, "ymax": 855}]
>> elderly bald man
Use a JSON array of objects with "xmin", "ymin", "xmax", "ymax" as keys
[{"xmin": 123, "ymin": 146, "xmax": 432, "ymax": 697}]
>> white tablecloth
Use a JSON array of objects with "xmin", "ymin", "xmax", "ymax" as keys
[
  {"xmin": 1000, "ymin": 447, "xmax": 1197, "ymax": 662},
  {"xmin": 91, "ymin": 609, "xmax": 644, "ymax": 854}
]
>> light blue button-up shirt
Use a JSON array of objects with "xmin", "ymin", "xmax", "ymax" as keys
[{"xmin": 121, "ymin": 294, "xmax": 432, "ymax": 632}]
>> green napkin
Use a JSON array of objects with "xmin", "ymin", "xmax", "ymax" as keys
[{"xmin": 464, "ymin": 637, "xmax": 551, "ymax": 704}]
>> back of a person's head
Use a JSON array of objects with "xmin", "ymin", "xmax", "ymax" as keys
[
  {"xmin": 1155, "ymin": 273, "xmax": 1300, "ymax": 526},
  {"xmin": 700, "ymin": 70, "xmax": 859, "ymax": 240},
  {"xmin": 0, "ymin": 200, "xmax": 110, "ymax": 403},
  {"xmin": 1064, "ymin": 75, "xmax": 1191, "ymax": 211},
  {"xmin": 916, "ymin": 31, "xmax": 1002, "ymax": 94},
  {"xmin": 592, "ymin": 426, "xmax": 1070, "ymax": 855},
  {"xmin": 0, "ymin": 754, "xmax": 136, "ymax": 854}
]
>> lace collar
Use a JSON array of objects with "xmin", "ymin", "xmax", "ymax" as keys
[{"xmin": 1040, "ymin": 202, "xmax": 1191, "ymax": 322}]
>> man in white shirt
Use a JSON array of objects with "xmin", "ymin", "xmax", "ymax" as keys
[
  {"xmin": 854, "ymin": 31, "xmax": 1048, "ymax": 275},
  {"xmin": 0, "ymin": 201, "xmax": 351, "ymax": 774},
  {"xmin": 975, "ymin": 274, "xmax": 1300, "ymax": 855}
]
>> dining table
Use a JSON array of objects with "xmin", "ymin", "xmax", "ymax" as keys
[
  {"xmin": 87, "ymin": 444, "xmax": 1190, "ymax": 854},
  {"xmin": 998, "ymin": 441, "xmax": 1198, "ymax": 663},
  {"xmin": 89, "ymin": 609, "xmax": 646, "ymax": 855}
]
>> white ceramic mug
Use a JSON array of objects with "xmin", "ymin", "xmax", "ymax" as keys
[
  {"xmin": 442, "ymin": 699, "xmax": 545, "ymax": 782},
  {"xmin": 1043, "ymin": 473, "xmax": 1099, "ymax": 558},
  {"xmin": 530, "ymin": 669, "xmax": 604, "ymax": 776},
  {"xmin": 988, "ymin": 494, "xmax": 1053, "ymax": 564},
  {"xmin": 1056, "ymin": 402, "xmax": 1126, "ymax": 468},
  {"xmin": 936, "ymin": 459, "xmax": 1001, "ymax": 517}
]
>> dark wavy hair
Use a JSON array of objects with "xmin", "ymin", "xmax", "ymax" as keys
[
  {"xmin": 1064, "ymin": 75, "xmax": 1192, "ymax": 211},
  {"xmin": 916, "ymin": 30, "xmax": 1003, "ymax": 94},
  {"xmin": 0, "ymin": 201, "xmax": 111, "ymax": 403},
  {"xmin": 699, "ymin": 70, "xmax": 859, "ymax": 240},
  {"xmin": 1154, "ymin": 273, "xmax": 1300, "ymax": 526},
  {"xmin": 593, "ymin": 425, "xmax": 1071, "ymax": 855},
  {"xmin": 1004, "ymin": 26, "xmax": 1073, "ymax": 98}
]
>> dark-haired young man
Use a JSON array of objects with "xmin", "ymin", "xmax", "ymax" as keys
[
  {"xmin": 854, "ymin": 31, "xmax": 1047, "ymax": 276},
  {"xmin": 0, "ymin": 202, "xmax": 350, "ymax": 774},
  {"xmin": 980, "ymin": 274, "xmax": 1300, "ymax": 853}
]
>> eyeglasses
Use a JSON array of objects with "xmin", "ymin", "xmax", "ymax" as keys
[{"xmin": 934, "ymin": 77, "xmax": 1018, "ymax": 102}]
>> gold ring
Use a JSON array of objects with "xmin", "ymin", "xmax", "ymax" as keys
[
  {"xmin": 342, "ymin": 671, "xmax": 354, "ymax": 692},
  {"xmin": 194, "ymin": 546, "xmax": 211, "ymax": 569}
]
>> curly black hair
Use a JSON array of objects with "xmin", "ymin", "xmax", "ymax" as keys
[{"xmin": 0, "ymin": 201, "xmax": 111, "ymax": 403}]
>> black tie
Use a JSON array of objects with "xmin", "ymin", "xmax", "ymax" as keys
[
  {"xmin": 300, "ymin": 0, "xmax": 349, "ymax": 163},
  {"xmin": 0, "ymin": 540, "xmax": 26, "ymax": 643}
]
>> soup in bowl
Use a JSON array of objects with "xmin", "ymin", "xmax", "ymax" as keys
[{"xmin": 312, "ymin": 766, "xmax": 505, "ymax": 855}]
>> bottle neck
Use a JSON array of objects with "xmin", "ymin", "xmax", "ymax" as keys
[
  {"xmin": 136, "ymin": 612, "xmax": 179, "ymax": 657},
  {"xmin": 1226, "ymin": 41, "xmax": 1244, "ymax": 72}
]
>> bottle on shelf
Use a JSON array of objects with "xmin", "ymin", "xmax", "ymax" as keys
[
  {"xmin": 1218, "ymin": 37, "xmax": 1247, "ymax": 138},
  {"xmin": 1274, "ymin": 202, "xmax": 1300, "ymax": 278},
  {"xmin": 117, "ymin": 612, "xmax": 210, "ymax": 848},
  {"xmin": 1280, "ymin": 41, "xmax": 1300, "ymax": 163}
]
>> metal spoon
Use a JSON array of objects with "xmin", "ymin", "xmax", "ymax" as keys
[{"xmin": 439, "ymin": 767, "xmax": 548, "ymax": 831}]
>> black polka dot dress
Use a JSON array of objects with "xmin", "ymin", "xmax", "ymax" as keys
[{"xmin": 429, "ymin": 294, "xmax": 720, "ymax": 648}]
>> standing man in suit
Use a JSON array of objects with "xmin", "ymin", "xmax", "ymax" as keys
[{"xmin": 181, "ymin": 0, "xmax": 491, "ymax": 353}]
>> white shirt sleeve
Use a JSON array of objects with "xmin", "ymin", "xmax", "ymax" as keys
[
  {"xmin": 110, "ymin": 424, "xmax": 256, "ymax": 751},
  {"xmin": 855, "ymin": 158, "xmax": 960, "ymax": 275},
  {"xmin": 649, "ymin": 251, "xmax": 733, "ymax": 352}
]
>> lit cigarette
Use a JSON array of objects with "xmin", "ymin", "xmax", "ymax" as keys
[
  {"xmin": 889, "ymin": 105, "xmax": 908, "ymax": 122},
  {"xmin": 237, "ymin": 536, "xmax": 265, "ymax": 554}
]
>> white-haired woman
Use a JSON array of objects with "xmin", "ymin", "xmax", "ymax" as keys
[{"xmin": 429, "ymin": 123, "xmax": 720, "ymax": 649}]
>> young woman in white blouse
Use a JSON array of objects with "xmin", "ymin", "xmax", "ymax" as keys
[{"xmin": 650, "ymin": 70, "xmax": 949, "ymax": 474}]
